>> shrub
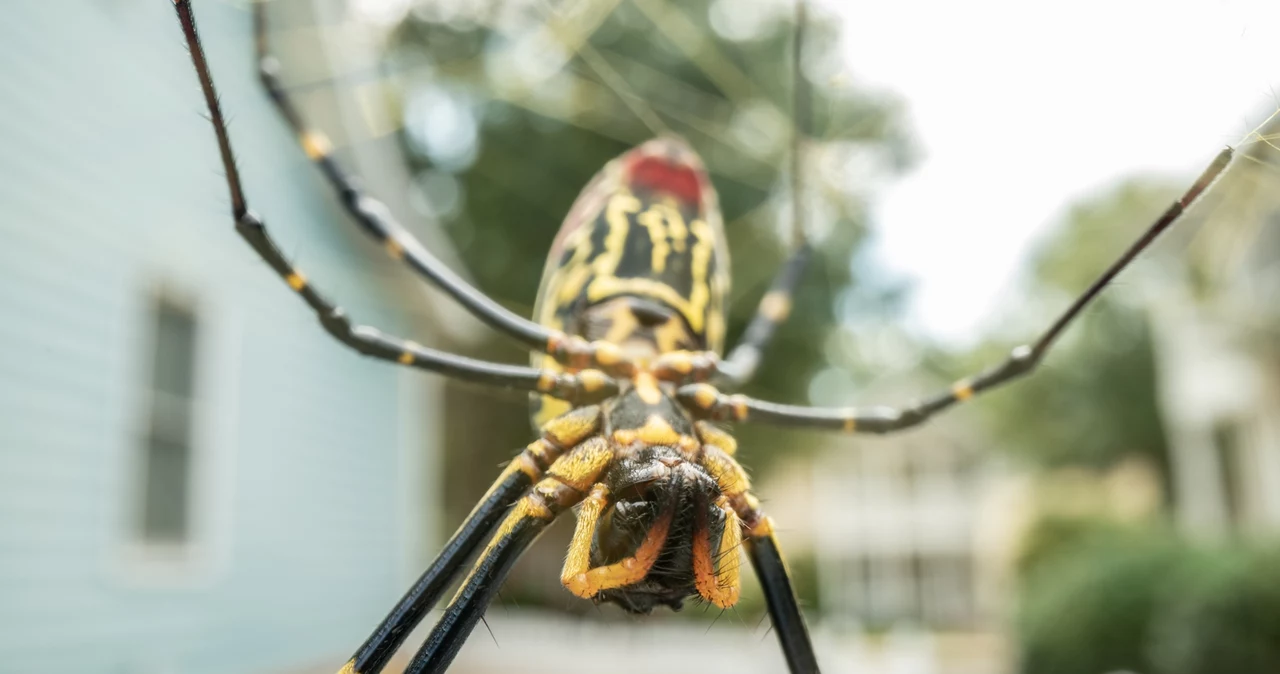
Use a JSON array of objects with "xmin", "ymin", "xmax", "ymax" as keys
[{"xmin": 1015, "ymin": 519, "xmax": 1280, "ymax": 674}]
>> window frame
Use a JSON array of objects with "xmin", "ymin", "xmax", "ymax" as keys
[{"xmin": 118, "ymin": 279, "xmax": 237, "ymax": 588}]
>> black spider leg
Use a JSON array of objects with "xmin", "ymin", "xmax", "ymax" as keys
[
  {"xmin": 717, "ymin": 0, "xmax": 813, "ymax": 388},
  {"xmin": 173, "ymin": 1, "xmax": 615, "ymax": 402},
  {"xmin": 402, "ymin": 431, "xmax": 614, "ymax": 674},
  {"xmin": 717, "ymin": 245, "xmax": 811, "ymax": 387},
  {"xmin": 345, "ymin": 462, "xmax": 534, "ymax": 674},
  {"xmin": 685, "ymin": 146, "xmax": 1234, "ymax": 432},
  {"xmin": 340, "ymin": 405, "xmax": 603, "ymax": 674},
  {"xmin": 250, "ymin": 0, "xmax": 566, "ymax": 357},
  {"xmin": 748, "ymin": 527, "xmax": 820, "ymax": 674},
  {"xmin": 402, "ymin": 511, "xmax": 549, "ymax": 674}
]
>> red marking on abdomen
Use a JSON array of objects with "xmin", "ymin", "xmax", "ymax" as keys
[{"xmin": 627, "ymin": 156, "xmax": 704, "ymax": 205}]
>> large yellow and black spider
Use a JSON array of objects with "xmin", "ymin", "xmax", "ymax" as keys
[{"xmin": 172, "ymin": 0, "xmax": 1232, "ymax": 672}]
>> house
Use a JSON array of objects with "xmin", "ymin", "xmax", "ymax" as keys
[
  {"xmin": 0, "ymin": 2, "xmax": 456, "ymax": 672},
  {"xmin": 761, "ymin": 370, "xmax": 1016, "ymax": 674},
  {"xmin": 1151, "ymin": 111, "xmax": 1280, "ymax": 537}
]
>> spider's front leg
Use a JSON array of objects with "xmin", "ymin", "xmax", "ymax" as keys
[
  {"xmin": 561, "ymin": 483, "xmax": 675, "ymax": 599},
  {"xmin": 402, "ymin": 434, "xmax": 616, "ymax": 674},
  {"xmin": 695, "ymin": 423, "xmax": 820, "ymax": 674},
  {"xmin": 744, "ymin": 520, "xmax": 818, "ymax": 674},
  {"xmin": 336, "ymin": 406, "xmax": 602, "ymax": 674}
]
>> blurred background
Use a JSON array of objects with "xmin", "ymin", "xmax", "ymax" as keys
[{"xmin": 2, "ymin": 0, "xmax": 1279, "ymax": 673}]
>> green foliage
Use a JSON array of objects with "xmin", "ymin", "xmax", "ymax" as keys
[
  {"xmin": 1018, "ymin": 525, "xmax": 1182, "ymax": 674},
  {"xmin": 1016, "ymin": 517, "xmax": 1280, "ymax": 674},
  {"xmin": 1149, "ymin": 543, "xmax": 1280, "ymax": 674},
  {"xmin": 1013, "ymin": 514, "xmax": 1136, "ymax": 579}
]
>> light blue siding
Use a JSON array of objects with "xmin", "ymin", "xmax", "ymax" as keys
[{"xmin": 0, "ymin": 3, "xmax": 429, "ymax": 673}]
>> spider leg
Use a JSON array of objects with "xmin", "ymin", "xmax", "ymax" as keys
[
  {"xmin": 687, "ymin": 146, "xmax": 1234, "ymax": 434},
  {"xmin": 403, "ymin": 436, "xmax": 615, "ymax": 674},
  {"xmin": 250, "ymin": 1, "xmax": 583, "ymax": 363},
  {"xmin": 692, "ymin": 494, "xmax": 742, "ymax": 608},
  {"xmin": 172, "ymin": 2, "xmax": 616, "ymax": 401},
  {"xmin": 718, "ymin": 0, "xmax": 813, "ymax": 389},
  {"xmin": 747, "ymin": 522, "xmax": 820, "ymax": 674},
  {"xmin": 561, "ymin": 484, "xmax": 675, "ymax": 598},
  {"xmin": 693, "ymin": 427, "xmax": 817, "ymax": 673},
  {"xmin": 717, "ymin": 245, "xmax": 812, "ymax": 387},
  {"xmin": 339, "ymin": 407, "xmax": 603, "ymax": 674},
  {"xmin": 401, "ymin": 493, "xmax": 554, "ymax": 674}
]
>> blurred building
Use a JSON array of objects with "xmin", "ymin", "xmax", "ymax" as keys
[
  {"xmin": 1152, "ymin": 112, "xmax": 1280, "ymax": 538},
  {"xmin": 754, "ymin": 372, "xmax": 1017, "ymax": 674},
  {"xmin": 0, "ymin": 2, "xmax": 457, "ymax": 673}
]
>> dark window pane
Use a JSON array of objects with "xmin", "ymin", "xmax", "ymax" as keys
[
  {"xmin": 137, "ymin": 297, "xmax": 198, "ymax": 544},
  {"xmin": 141, "ymin": 435, "xmax": 191, "ymax": 542},
  {"xmin": 152, "ymin": 303, "xmax": 197, "ymax": 396}
]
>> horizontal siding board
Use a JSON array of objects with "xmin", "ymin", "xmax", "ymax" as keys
[{"xmin": 0, "ymin": 2, "xmax": 431, "ymax": 673}]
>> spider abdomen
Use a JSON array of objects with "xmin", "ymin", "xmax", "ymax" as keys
[{"xmin": 529, "ymin": 137, "xmax": 731, "ymax": 428}]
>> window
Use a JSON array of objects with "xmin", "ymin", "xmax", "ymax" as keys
[
  {"xmin": 920, "ymin": 555, "xmax": 974, "ymax": 628},
  {"xmin": 849, "ymin": 553, "xmax": 976, "ymax": 629},
  {"xmin": 137, "ymin": 298, "xmax": 200, "ymax": 544},
  {"xmin": 863, "ymin": 554, "xmax": 915, "ymax": 627}
]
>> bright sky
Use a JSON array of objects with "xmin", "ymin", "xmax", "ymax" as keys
[{"xmin": 824, "ymin": 0, "xmax": 1280, "ymax": 346}]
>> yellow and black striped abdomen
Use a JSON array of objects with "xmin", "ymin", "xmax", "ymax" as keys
[{"xmin": 530, "ymin": 137, "xmax": 730, "ymax": 425}]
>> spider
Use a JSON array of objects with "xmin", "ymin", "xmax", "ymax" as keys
[{"xmin": 172, "ymin": 0, "xmax": 1232, "ymax": 672}]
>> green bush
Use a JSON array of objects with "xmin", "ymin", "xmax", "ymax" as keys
[
  {"xmin": 1014, "ymin": 515, "xmax": 1138, "ymax": 579},
  {"xmin": 1015, "ymin": 519, "xmax": 1280, "ymax": 674},
  {"xmin": 1149, "ymin": 544, "xmax": 1280, "ymax": 674},
  {"xmin": 1017, "ymin": 523, "xmax": 1184, "ymax": 674}
]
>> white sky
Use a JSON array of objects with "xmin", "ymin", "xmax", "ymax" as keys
[{"xmin": 824, "ymin": 0, "xmax": 1280, "ymax": 346}]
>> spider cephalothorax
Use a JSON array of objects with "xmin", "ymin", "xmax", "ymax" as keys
[
  {"xmin": 591, "ymin": 455, "xmax": 724, "ymax": 614},
  {"xmin": 559, "ymin": 383, "xmax": 742, "ymax": 615},
  {"xmin": 172, "ymin": 0, "xmax": 1234, "ymax": 671}
]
